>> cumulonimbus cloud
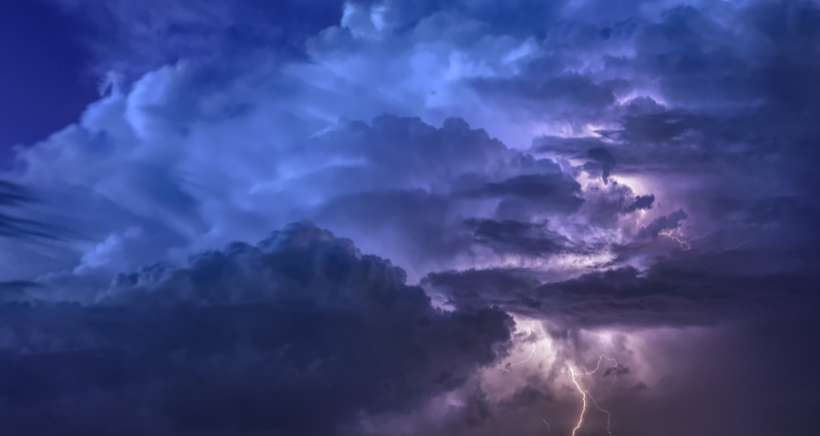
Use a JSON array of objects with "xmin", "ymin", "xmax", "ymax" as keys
[{"xmin": 2, "ymin": 1, "xmax": 820, "ymax": 434}]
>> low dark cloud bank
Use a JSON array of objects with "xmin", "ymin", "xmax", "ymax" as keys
[
  {"xmin": 426, "ymin": 248, "xmax": 819, "ymax": 329},
  {"xmin": 0, "ymin": 223, "xmax": 511, "ymax": 435}
]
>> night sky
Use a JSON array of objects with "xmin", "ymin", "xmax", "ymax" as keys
[{"xmin": 1, "ymin": 1, "xmax": 819, "ymax": 435}]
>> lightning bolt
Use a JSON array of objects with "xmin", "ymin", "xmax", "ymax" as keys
[
  {"xmin": 566, "ymin": 356, "xmax": 618, "ymax": 436},
  {"xmin": 568, "ymin": 364, "xmax": 588, "ymax": 436}
]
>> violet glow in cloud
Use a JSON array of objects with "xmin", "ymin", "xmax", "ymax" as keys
[{"xmin": 1, "ymin": 1, "xmax": 819, "ymax": 435}]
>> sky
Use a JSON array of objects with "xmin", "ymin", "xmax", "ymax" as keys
[
  {"xmin": 1, "ymin": 1, "xmax": 819, "ymax": 435},
  {"xmin": 0, "ymin": 1, "xmax": 96, "ymax": 159}
]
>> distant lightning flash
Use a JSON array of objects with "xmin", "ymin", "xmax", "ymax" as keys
[
  {"xmin": 583, "ymin": 357, "xmax": 616, "ymax": 436},
  {"xmin": 566, "ymin": 356, "xmax": 617, "ymax": 436},
  {"xmin": 588, "ymin": 393, "xmax": 613, "ymax": 436},
  {"xmin": 543, "ymin": 418, "xmax": 552, "ymax": 433},
  {"xmin": 659, "ymin": 228, "xmax": 691, "ymax": 250},
  {"xmin": 585, "ymin": 356, "xmax": 606, "ymax": 375}
]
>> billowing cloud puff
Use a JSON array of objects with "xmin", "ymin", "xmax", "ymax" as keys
[
  {"xmin": 4, "ymin": 97, "xmax": 603, "ymax": 285},
  {"xmin": 22, "ymin": 0, "xmax": 799, "ymax": 287}
]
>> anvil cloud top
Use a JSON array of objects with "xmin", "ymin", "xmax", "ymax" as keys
[{"xmin": 1, "ymin": 1, "xmax": 818, "ymax": 435}]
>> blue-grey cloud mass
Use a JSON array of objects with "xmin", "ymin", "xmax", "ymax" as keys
[{"xmin": 2, "ymin": 1, "xmax": 819, "ymax": 435}]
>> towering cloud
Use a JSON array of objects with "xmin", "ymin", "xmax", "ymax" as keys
[{"xmin": 1, "ymin": 0, "xmax": 819, "ymax": 434}]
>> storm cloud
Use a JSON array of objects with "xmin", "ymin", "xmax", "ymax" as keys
[
  {"xmin": 2, "ymin": 0, "xmax": 820, "ymax": 435},
  {"xmin": 0, "ymin": 222, "xmax": 511, "ymax": 435}
]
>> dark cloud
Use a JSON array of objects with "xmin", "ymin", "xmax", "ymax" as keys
[
  {"xmin": 462, "ymin": 174, "xmax": 583, "ymax": 216},
  {"xmin": 423, "ymin": 267, "xmax": 540, "ymax": 313},
  {"xmin": 473, "ymin": 74, "xmax": 616, "ymax": 121},
  {"xmin": 531, "ymin": 135, "xmax": 609, "ymax": 156},
  {"xmin": 463, "ymin": 219, "xmax": 572, "ymax": 258},
  {"xmin": 624, "ymin": 194, "xmax": 654, "ymax": 213},
  {"xmin": 0, "ymin": 222, "xmax": 512, "ymax": 435},
  {"xmin": 426, "ymin": 247, "xmax": 819, "ymax": 329},
  {"xmin": 468, "ymin": 174, "xmax": 577, "ymax": 199},
  {"xmin": 586, "ymin": 147, "xmax": 616, "ymax": 183},
  {"xmin": 572, "ymin": 180, "xmax": 648, "ymax": 228}
]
